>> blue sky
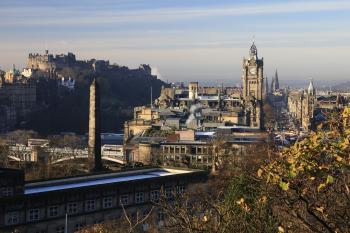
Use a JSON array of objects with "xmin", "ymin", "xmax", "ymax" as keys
[{"xmin": 1, "ymin": 0, "xmax": 350, "ymax": 85}]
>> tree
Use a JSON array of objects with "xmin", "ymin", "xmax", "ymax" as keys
[
  {"xmin": 154, "ymin": 142, "xmax": 278, "ymax": 233},
  {"xmin": 0, "ymin": 138, "xmax": 9, "ymax": 167},
  {"xmin": 6, "ymin": 130, "xmax": 39, "ymax": 145},
  {"xmin": 156, "ymin": 173, "xmax": 276, "ymax": 233},
  {"xmin": 259, "ymin": 107, "xmax": 350, "ymax": 232}
]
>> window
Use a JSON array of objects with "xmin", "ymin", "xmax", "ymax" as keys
[
  {"xmin": 55, "ymin": 226, "xmax": 65, "ymax": 233},
  {"xmin": 67, "ymin": 202, "xmax": 78, "ymax": 214},
  {"xmin": 165, "ymin": 187, "xmax": 173, "ymax": 199},
  {"xmin": 135, "ymin": 192, "xmax": 144, "ymax": 204},
  {"xmin": 143, "ymin": 209, "xmax": 151, "ymax": 218},
  {"xmin": 48, "ymin": 205, "xmax": 59, "ymax": 217},
  {"xmin": 120, "ymin": 195, "xmax": 129, "ymax": 206},
  {"xmin": 203, "ymin": 147, "xmax": 208, "ymax": 154},
  {"xmin": 150, "ymin": 190, "xmax": 160, "ymax": 202},
  {"xmin": 103, "ymin": 197, "xmax": 113, "ymax": 209},
  {"xmin": 28, "ymin": 208, "xmax": 40, "ymax": 222},
  {"xmin": 1, "ymin": 187, "xmax": 13, "ymax": 197},
  {"xmin": 6, "ymin": 211, "xmax": 19, "ymax": 225},
  {"xmin": 74, "ymin": 223, "xmax": 85, "ymax": 232},
  {"xmin": 158, "ymin": 211, "xmax": 165, "ymax": 221},
  {"xmin": 180, "ymin": 146, "xmax": 186, "ymax": 154},
  {"xmin": 177, "ymin": 185, "xmax": 185, "ymax": 195},
  {"xmin": 197, "ymin": 147, "xmax": 202, "ymax": 154},
  {"xmin": 33, "ymin": 230, "xmax": 46, "ymax": 233},
  {"xmin": 93, "ymin": 219, "xmax": 103, "ymax": 225},
  {"xmin": 85, "ymin": 199, "xmax": 96, "ymax": 212},
  {"xmin": 191, "ymin": 147, "xmax": 196, "ymax": 154},
  {"xmin": 130, "ymin": 212, "xmax": 137, "ymax": 221}
]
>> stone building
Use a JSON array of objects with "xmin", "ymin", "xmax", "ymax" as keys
[
  {"xmin": 242, "ymin": 41, "xmax": 264, "ymax": 128},
  {"xmin": 125, "ymin": 127, "xmax": 266, "ymax": 168},
  {"xmin": 288, "ymin": 80, "xmax": 317, "ymax": 131},
  {"xmin": 123, "ymin": 41, "xmax": 267, "ymax": 167},
  {"xmin": 27, "ymin": 50, "xmax": 76, "ymax": 72},
  {"xmin": 0, "ymin": 65, "xmax": 37, "ymax": 132},
  {"xmin": 5, "ymin": 65, "xmax": 21, "ymax": 84},
  {"xmin": 0, "ymin": 83, "xmax": 36, "ymax": 119},
  {"xmin": 138, "ymin": 42, "xmax": 265, "ymax": 130},
  {"xmin": 0, "ymin": 167, "xmax": 206, "ymax": 233},
  {"xmin": 270, "ymin": 69, "xmax": 280, "ymax": 93}
]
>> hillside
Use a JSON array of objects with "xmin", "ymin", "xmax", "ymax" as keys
[{"xmin": 23, "ymin": 65, "xmax": 167, "ymax": 135}]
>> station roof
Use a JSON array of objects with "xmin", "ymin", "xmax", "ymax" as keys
[{"xmin": 24, "ymin": 168, "xmax": 198, "ymax": 195}]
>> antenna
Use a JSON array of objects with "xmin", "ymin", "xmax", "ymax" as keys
[{"xmin": 252, "ymin": 35, "xmax": 255, "ymax": 44}]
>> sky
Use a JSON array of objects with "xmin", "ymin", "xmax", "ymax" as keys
[{"xmin": 0, "ymin": 0, "xmax": 350, "ymax": 86}]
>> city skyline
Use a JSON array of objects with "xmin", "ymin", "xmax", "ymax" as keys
[{"xmin": 1, "ymin": 0, "xmax": 350, "ymax": 83}]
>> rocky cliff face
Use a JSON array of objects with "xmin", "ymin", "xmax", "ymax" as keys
[{"xmin": 22, "ymin": 63, "xmax": 168, "ymax": 135}]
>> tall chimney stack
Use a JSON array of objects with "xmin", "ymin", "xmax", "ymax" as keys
[{"xmin": 88, "ymin": 76, "xmax": 102, "ymax": 171}]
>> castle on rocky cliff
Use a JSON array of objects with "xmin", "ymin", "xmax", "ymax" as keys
[{"xmin": 27, "ymin": 50, "xmax": 77, "ymax": 72}]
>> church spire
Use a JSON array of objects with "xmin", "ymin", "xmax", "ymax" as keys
[
  {"xmin": 270, "ymin": 76, "xmax": 275, "ymax": 93},
  {"xmin": 274, "ymin": 69, "xmax": 279, "ymax": 90},
  {"xmin": 308, "ymin": 79, "xmax": 315, "ymax": 96}
]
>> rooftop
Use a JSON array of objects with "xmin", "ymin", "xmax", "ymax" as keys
[{"xmin": 24, "ymin": 168, "xmax": 198, "ymax": 195}]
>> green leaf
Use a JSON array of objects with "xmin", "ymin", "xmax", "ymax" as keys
[
  {"xmin": 279, "ymin": 181, "xmax": 289, "ymax": 191},
  {"xmin": 288, "ymin": 170, "xmax": 297, "ymax": 178},
  {"xmin": 326, "ymin": 175, "xmax": 334, "ymax": 184},
  {"xmin": 318, "ymin": 183, "xmax": 326, "ymax": 192}
]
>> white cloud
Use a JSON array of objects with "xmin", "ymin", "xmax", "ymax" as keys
[
  {"xmin": 1, "ymin": 0, "xmax": 350, "ymax": 26},
  {"xmin": 1, "ymin": 0, "xmax": 349, "ymax": 82}
]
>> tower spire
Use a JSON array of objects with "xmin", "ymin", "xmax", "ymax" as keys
[
  {"xmin": 275, "ymin": 69, "xmax": 279, "ymax": 90},
  {"xmin": 307, "ymin": 79, "xmax": 315, "ymax": 96},
  {"xmin": 249, "ymin": 37, "xmax": 258, "ymax": 59}
]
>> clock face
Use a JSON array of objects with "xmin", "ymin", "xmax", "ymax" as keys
[{"xmin": 249, "ymin": 67, "xmax": 256, "ymax": 75}]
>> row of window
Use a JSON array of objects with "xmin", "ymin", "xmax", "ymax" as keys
[
  {"xmin": 164, "ymin": 154, "xmax": 212, "ymax": 163},
  {"xmin": 162, "ymin": 146, "xmax": 209, "ymax": 155},
  {"xmin": 5, "ymin": 187, "xmax": 184, "ymax": 225},
  {"xmin": 55, "ymin": 222, "xmax": 84, "ymax": 233},
  {"xmin": 0, "ymin": 187, "xmax": 14, "ymax": 197}
]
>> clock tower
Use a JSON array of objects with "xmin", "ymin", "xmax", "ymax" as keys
[{"xmin": 242, "ymin": 41, "xmax": 264, "ymax": 128}]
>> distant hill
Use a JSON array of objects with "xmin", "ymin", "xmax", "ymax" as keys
[
  {"xmin": 330, "ymin": 81, "xmax": 350, "ymax": 91},
  {"xmin": 23, "ymin": 65, "xmax": 167, "ymax": 135}
]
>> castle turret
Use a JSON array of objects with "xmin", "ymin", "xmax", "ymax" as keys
[{"xmin": 88, "ymin": 76, "xmax": 103, "ymax": 171}]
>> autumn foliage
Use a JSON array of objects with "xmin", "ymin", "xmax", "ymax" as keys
[{"xmin": 259, "ymin": 107, "xmax": 350, "ymax": 232}]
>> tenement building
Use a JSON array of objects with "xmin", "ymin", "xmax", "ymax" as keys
[
  {"xmin": 287, "ymin": 81, "xmax": 317, "ymax": 131},
  {"xmin": 0, "ymin": 167, "xmax": 206, "ymax": 233}
]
